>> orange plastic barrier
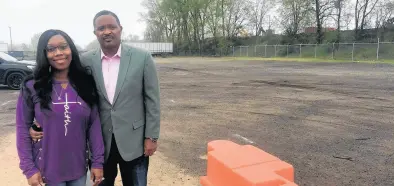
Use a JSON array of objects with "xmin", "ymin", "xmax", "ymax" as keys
[{"xmin": 200, "ymin": 140, "xmax": 298, "ymax": 186}]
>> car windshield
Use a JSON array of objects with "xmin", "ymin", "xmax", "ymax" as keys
[{"xmin": 0, "ymin": 52, "xmax": 18, "ymax": 62}]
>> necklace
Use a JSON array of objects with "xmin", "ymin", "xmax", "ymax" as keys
[{"xmin": 53, "ymin": 83, "xmax": 68, "ymax": 100}]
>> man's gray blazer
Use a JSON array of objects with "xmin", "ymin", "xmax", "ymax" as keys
[{"xmin": 81, "ymin": 43, "xmax": 160, "ymax": 162}]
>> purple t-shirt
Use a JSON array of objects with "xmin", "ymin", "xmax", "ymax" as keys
[{"xmin": 15, "ymin": 79, "xmax": 105, "ymax": 185}]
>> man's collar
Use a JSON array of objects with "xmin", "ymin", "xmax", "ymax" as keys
[{"xmin": 101, "ymin": 44, "xmax": 122, "ymax": 59}]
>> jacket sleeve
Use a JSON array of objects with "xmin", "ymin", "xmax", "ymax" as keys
[
  {"xmin": 88, "ymin": 104, "xmax": 105, "ymax": 169},
  {"xmin": 15, "ymin": 85, "xmax": 39, "ymax": 179},
  {"xmin": 143, "ymin": 52, "xmax": 161, "ymax": 139}
]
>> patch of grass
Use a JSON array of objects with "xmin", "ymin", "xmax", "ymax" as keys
[
  {"xmin": 220, "ymin": 57, "xmax": 394, "ymax": 64},
  {"xmin": 155, "ymin": 56, "xmax": 394, "ymax": 65}
]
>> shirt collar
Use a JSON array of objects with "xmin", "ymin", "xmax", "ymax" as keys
[{"xmin": 101, "ymin": 45, "xmax": 122, "ymax": 59}]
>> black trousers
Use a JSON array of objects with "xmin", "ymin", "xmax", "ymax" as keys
[{"xmin": 99, "ymin": 135, "xmax": 149, "ymax": 186}]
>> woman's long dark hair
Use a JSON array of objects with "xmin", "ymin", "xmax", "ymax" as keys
[{"xmin": 24, "ymin": 29, "xmax": 98, "ymax": 110}]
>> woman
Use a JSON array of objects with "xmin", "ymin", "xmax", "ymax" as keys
[{"xmin": 15, "ymin": 29, "xmax": 104, "ymax": 186}]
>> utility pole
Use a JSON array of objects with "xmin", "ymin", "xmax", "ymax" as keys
[{"xmin": 8, "ymin": 26, "xmax": 13, "ymax": 50}]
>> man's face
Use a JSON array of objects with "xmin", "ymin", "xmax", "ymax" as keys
[{"xmin": 94, "ymin": 15, "xmax": 122, "ymax": 50}]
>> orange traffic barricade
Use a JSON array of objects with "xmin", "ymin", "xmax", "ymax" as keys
[{"xmin": 200, "ymin": 140, "xmax": 297, "ymax": 186}]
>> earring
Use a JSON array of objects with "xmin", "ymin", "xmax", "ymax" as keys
[{"xmin": 49, "ymin": 66, "xmax": 51, "ymax": 73}]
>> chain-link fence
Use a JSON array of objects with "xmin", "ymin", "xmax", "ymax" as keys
[
  {"xmin": 227, "ymin": 42, "xmax": 394, "ymax": 61},
  {"xmin": 166, "ymin": 42, "xmax": 394, "ymax": 61},
  {"xmin": 5, "ymin": 42, "xmax": 394, "ymax": 61}
]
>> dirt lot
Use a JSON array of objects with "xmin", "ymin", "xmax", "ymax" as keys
[{"xmin": 1, "ymin": 57, "xmax": 393, "ymax": 186}]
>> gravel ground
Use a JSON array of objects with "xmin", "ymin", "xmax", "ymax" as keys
[{"xmin": 0, "ymin": 57, "xmax": 393, "ymax": 186}]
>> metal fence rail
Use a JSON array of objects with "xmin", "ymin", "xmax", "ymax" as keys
[
  {"xmin": 228, "ymin": 42, "xmax": 394, "ymax": 61},
  {"xmin": 4, "ymin": 42, "xmax": 394, "ymax": 61}
]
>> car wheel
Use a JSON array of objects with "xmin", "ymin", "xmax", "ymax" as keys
[{"xmin": 6, "ymin": 72, "xmax": 24, "ymax": 90}]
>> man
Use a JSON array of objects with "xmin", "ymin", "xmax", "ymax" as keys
[{"xmin": 29, "ymin": 10, "xmax": 161, "ymax": 186}]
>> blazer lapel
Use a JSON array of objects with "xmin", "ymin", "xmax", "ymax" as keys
[
  {"xmin": 91, "ymin": 49, "xmax": 110, "ymax": 103},
  {"xmin": 112, "ymin": 44, "xmax": 132, "ymax": 105}
]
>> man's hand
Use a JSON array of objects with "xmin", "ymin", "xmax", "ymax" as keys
[
  {"xmin": 90, "ymin": 168, "xmax": 103, "ymax": 186},
  {"xmin": 28, "ymin": 172, "xmax": 44, "ymax": 186},
  {"xmin": 29, "ymin": 122, "xmax": 43, "ymax": 142},
  {"xmin": 144, "ymin": 138, "xmax": 158, "ymax": 156}
]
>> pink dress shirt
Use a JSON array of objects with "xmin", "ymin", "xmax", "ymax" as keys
[{"xmin": 101, "ymin": 46, "xmax": 121, "ymax": 104}]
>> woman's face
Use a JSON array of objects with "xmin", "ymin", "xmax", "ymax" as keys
[{"xmin": 46, "ymin": 35, "xmax": 72, "ymax": 72}]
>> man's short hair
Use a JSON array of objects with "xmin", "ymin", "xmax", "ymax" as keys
[{"xmin": 93, "ymin": 10, "xmax": 121, "ymax": 28}]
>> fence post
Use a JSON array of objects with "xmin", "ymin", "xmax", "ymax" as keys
[
  {"xmin": 287, "ymin": 45, "xmax": 289, "ymax": 58},
  {"xmin": 265, "ymin": 45, "xmax": 267, "ymax": 58},
  {"xmin": 314, "ymin": 43, "xmax": 317, "ymax": 58},
  {"xmin": 232, "ymin": 46, "xmax": 235, "ymax": 57},
  {"xmin": 254, "ymin": 45, "xmax": 257, "ymax": 57},
  {"xmin": 274, "ymin": 45, "xmax": 277, "ymax": 57},
  {"xmin": 377, "ymin": 38, "xmax": 380, "ymax": 61},
  {"xmin": 332, "ymin": 43, "xmax": 335, "ymax": 59},
  {"xmin": 352, "ymin": 43, "xmax": 355, "ymax": 61},
  {"xmin": 247, "ymin": 46, "xmax": 249, "ymax": 57},
  {"xmin": 299, "ymin": 44, "xmax": 302, "ymax": 58}
]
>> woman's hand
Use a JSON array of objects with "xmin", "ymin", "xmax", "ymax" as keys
[
  {"xmin": 91, "ymin": 168, "xmax": 103, "ymax": 186},
  {"xmin": 28, "ymin": 172, "xmax": 44, "ymax": 186},
  {"xmin": 29, "ymin": 122, "xmax": 43, "ymax": 142}
]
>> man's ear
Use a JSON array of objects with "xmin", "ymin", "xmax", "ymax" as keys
[{"xmin": 120, "ymin": 25, "xmax": 123, "ymax": 32}]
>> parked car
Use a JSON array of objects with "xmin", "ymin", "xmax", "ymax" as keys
[{"xmin": 0, "ymin": 52, "xmax": 35, "ymax": 90}]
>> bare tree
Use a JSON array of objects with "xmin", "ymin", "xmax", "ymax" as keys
[
  {"xmin": 373, "ymin": 0, "xmax": 394, "ymax": 40},
  {"xmin": 122, "ymin": 34, "xmax": 141, "ymax": 42},
  {"xmin": 247, "ymin": 0, "xmax": 276, "ymax": 37},
  {"xmin": 280, "ymin": 0, "xmax": 312, "ymax": 43},
  {"xmin": 354, "ymin": 0, "xmax": 379, "ymax": 40},
  {"xmin": 225, "ymin": 0, "xmax": 250, "ymax": 38},
  {"xmin": 139, "ymin": 0, "xmax": 394, "ymax": 51},
  {"xmin": 333, "ymin": 0, "xmax": 349, "ymax": 43},
  {"xmin": 206, "ymin": 0, "xmax": 221, "ymax": 39},
  {"xmin": 343, "ymin": 12, "xmax": 353, "ymax": 30},
  {"xmin": 313, "ymin": 0, "xmax": 334, "ymax": 44},
  {"xmin": 140, "ymin": 0, "xmax": 167, "ymax": 42}
]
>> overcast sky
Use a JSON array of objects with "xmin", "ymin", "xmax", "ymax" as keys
[{"xmin": 0, "ymin": 0, "xmax": 146, "ymax": 48}]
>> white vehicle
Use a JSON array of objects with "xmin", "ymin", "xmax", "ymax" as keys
[{"xmin": 125, "ymin": 42, "xmax": 173, "ymax": 56}]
